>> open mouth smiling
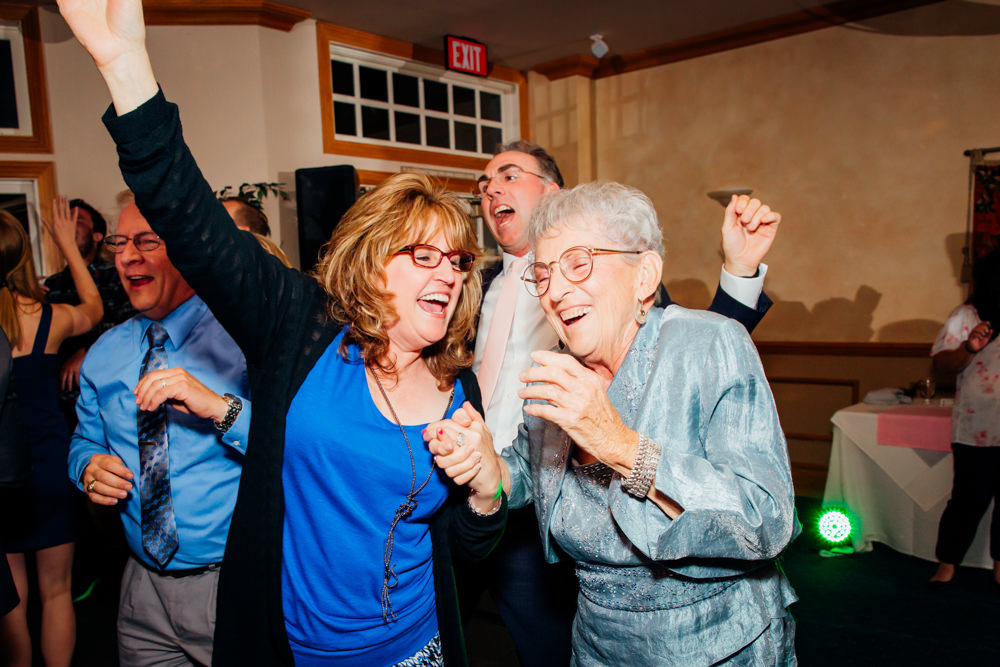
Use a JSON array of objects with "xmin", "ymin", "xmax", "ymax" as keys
[
  {"xmin": 560, "ymin": 306, "xmax": 591, "ymax": 326},
  {"xmin": 418, "ymin": 292, "xmax": 451, "ymax": 315},
  {"xmin": 491, "ymin": 204, "xmax": 515, "ymax": 225}
]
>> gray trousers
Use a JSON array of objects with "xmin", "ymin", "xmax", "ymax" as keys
[{"xmin": 117, "ymin": 557, "xmax": 220, "ymax": 667}]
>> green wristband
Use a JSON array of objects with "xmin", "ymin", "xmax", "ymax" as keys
[{"xmin": 493, "ymin": 478, "xmax": 503, "ymax": 501}]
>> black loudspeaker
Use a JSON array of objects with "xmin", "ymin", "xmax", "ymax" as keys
[{"xmin": 294, "ymin": 165, "xmax": 359, "ymax": 274}]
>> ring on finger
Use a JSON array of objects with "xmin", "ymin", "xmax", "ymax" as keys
[
  {"xmin": 86, "ymin": 479, "xmax": 97, "ymax": 493},
  {"xmin": 456, "ymin": 433, "xmax": 466, "ymax": 447},
  {"xmin": 160, "ymin": 379, "xmax": 167, "ymax": 388}
]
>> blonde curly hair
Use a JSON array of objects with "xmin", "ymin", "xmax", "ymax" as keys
[{"xmin": 313, "ymin": 173, "xmax": 481, "ymax": 389}]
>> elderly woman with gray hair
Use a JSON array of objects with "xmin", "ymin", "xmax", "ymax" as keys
[{"xmin": 428, "ymin": 182, "xmax": 798, "ymax": 665}]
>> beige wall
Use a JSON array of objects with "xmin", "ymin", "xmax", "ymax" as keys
[
  {"xmin": 523, "ymin": 10, "xmax": 997, "ymax": 492},
  {"xmin": 530, "ymin": 9, "xmax": 1000, "ymax": 342},
  {"xmin": 9, "ymin": 9, "xmax": 467, "ymax": 269},
  {"xmin": 16, "ymin": 5, "xmax": 1000, "ymax": 340}
]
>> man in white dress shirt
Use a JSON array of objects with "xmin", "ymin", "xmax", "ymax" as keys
[{"xmin": 461, "ymin": 140, "xmax": 779, "ymax": 665}]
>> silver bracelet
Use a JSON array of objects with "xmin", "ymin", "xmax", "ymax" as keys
[
  {"xmin": 622, "ymin": 434, "xmax": 661, "ymax": 499},
  {"xmin": 467, "ymin": 495, "xmax": 502, "ymax": 517}
]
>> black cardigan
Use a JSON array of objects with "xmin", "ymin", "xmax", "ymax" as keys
[{"xmin": 104, "ymin": 90, "xmax": 506, "ymax": 666}]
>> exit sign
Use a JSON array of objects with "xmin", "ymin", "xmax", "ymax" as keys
[{"xmin": 445, "ymin": 36, "xmax": 487, "ymax": 77}]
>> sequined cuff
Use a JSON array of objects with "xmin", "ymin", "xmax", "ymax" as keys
[{"xmin": 622, "ymin": 434, "xmax": 661, "ymax": 499}]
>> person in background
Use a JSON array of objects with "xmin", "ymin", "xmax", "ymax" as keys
[
  {"xmin": 464, "ymin": 139, "xmax": 781, "ymax": 664},
  {"xmin": 222, "ymin": 196, "xmax": 271, "ymax": 236},
  {"xmin": 429, "ymin": 182, "xmax": 797, "ymax": 664},
  {"xmin": 929, "ymin": 248, "xmax": 1000, "ymax": 586},
  {"xmin": 0, "ymin": 202, "xmax": 103, "ymax": 667},
  {"xmin": 226, "ymin": 197, "xmax": 291, "ymax": 264},
  {"xmin": 44, "ymin": 197, "xmax": 134, "ymax": 429}
]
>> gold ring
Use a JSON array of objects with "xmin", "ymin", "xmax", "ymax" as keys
[{"xmin": 86, "ymin": 479, "xmax": 97, "ymax": 493}]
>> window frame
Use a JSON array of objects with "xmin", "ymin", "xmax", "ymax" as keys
[
  {"xmin": 316, "ymin": 22, "xmax": 528, "ymax": 170},
  {"xmin": 0, "ymin": 161, "xmax": 57, "ymax": 274},
  {"xmin": 0, "ymin": 4, "xmax": 52, "ymax": 153}
]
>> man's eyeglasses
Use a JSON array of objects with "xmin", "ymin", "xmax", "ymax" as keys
[
  {"xmin": 104, "ymin": 232, "xmax": 162, "ymax": 254},
  {"xmin": 394, "ymin": 244, "xmax": 477, "ymax": 273},
  {"xmin": 521, "ymin": 246, "xmax": 644, "ymax": 297},
  {"xmin": 476, "ymin": 165, "xmax": 549, "ymax": 196}
]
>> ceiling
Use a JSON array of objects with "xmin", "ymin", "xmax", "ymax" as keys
[
  {"xmin": 290, "ymin": 0, "xmax": 834, "ymax": 70},
  {"xmin": 281, "ymin": 0, "xmax": 1000, "ymax": 72},
  {"xmin": 28, "ymin": 0, "xmax": 1000, "ymax": 73}
]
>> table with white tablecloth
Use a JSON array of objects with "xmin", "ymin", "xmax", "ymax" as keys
[{"xmin": 822, "ymin": 402, "xmax": 991, "ymax": 568}]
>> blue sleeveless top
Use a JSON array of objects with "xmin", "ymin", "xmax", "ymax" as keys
[
  {"xmin": 5, "ymin": 304, "xmax": 77, "ymax": 552},
  {"xmin": 281, "ymin": 332, "xmax": 464, "ymax": 665}
]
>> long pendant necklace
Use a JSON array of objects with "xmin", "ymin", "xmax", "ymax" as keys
[{"xmin": 370, "ymin": 366, "xmax": 455, "ymax": 622}]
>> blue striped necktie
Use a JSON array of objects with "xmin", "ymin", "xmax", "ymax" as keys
[{"xmin": 138, "ymin": 322, "xmax": 179, "ymax": 568}]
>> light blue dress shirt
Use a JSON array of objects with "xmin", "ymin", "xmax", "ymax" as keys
[{"xmin": 68, "ymin": 295, "xmax": 250, "ymax": 570}]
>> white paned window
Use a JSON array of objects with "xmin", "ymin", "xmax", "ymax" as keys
[{"xmin": 328, "ymin": 44, "xmax": 518, "ymax": 158}]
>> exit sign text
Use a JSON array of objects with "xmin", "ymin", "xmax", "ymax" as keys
[{"xmin": 445, "ymin": 36, "xmax": 487, "ymax": 77}]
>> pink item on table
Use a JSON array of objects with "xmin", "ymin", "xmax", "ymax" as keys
[{"xmin": 876, "ymin": 406, "xmax": 953, "ymax": 452}]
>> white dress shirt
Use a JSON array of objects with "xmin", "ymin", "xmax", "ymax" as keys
[
  {"xmin": 474, "ymin": 252, "xmax": 559, "ymax": 454},
  {"xmin": 719, "ymin": 263, "xmax": 767, "ymax": 309}
]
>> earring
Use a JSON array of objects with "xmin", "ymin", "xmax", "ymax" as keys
[{"xmin": 634, "ymin": 299, "xmax": 648, "ymax": 326}]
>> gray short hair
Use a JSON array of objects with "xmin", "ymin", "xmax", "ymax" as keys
[{"xmin": 528, "ymin": 182, "xmax": 665, "ymax": 258}]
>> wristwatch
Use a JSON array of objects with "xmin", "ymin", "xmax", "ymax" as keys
[{"xmin": 214, "ymin": 393, "xmax": 243, "ymax": 433}]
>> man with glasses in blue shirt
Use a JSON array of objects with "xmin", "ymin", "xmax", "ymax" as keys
[
  {"xmin": 462, "ymin": 140, "xmax": 780, "ymax": 665},
  {"xmin": 68, "ymin": 196, "xmax": 250, "ymax": 665}
]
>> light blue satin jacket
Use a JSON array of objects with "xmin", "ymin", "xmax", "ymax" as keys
[{"xmin": 502, "ymin": 306, "xmax": 798, "ymax": 664}]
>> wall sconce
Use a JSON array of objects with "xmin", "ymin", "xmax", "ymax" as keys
[
  {"xmin": 706, "ymin": 187, "xmax": 753, "ymax": 206},
  {"xmin": 590, "ymin": 34, "xmax": 609, "ymax": 59}
]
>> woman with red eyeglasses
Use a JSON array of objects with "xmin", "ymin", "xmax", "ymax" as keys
[{"xmin": 57, "ymin": 1, "xmax": 505, "ymax": 664}]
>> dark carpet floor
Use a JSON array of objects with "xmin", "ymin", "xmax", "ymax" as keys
[{"xmin": 783, "ymin": 498, "xmax": 1000, "ymax": 666}]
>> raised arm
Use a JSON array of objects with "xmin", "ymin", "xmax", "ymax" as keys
[
  {"xmin": 56, "ymin": 0, "xmax": 157, "ymax": 115},
  {"xmin": 45, "ymin": 196, "xmax": 103, "ymax": 341},
  {"xmin": 721, "ymin": 194, "xmax": 780, "ymax": 279},
  {"xmin": 702, "ymin": 194, "xmax": 781, "ymax": 332},
  {"xmin": 706, "ymin": 281, "xmax": 771, "ymax": 333},
  {"xmin": 58, "ymin": 0, "xmax": 316, "ymax": 364}
]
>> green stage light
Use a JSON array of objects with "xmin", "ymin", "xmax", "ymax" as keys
[{"xmin": 817, "ymin": 509, "xmax": 852, "ymax": 544}]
